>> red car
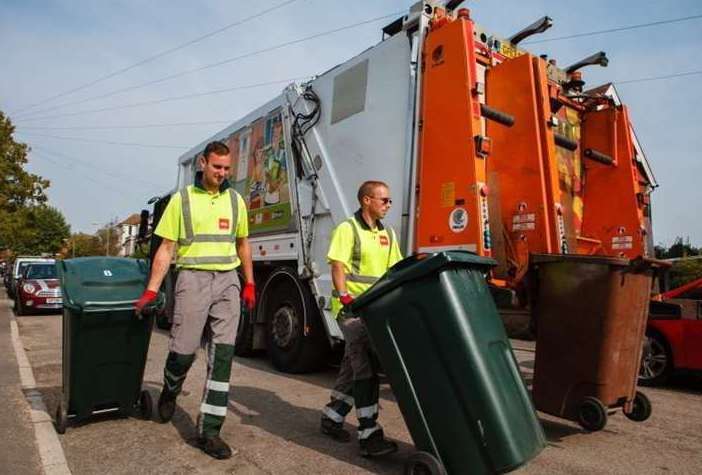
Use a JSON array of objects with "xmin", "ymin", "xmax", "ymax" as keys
[
  {"xmin": 639, "ymin": 277, "xmax": 702, "ymax": 386},
  {"xmin": 14, "ymin": 262, "xmax": 62, "ymax": 315}
]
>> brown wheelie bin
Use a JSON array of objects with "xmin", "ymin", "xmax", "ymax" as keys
[{"xmin": 529, "ymin": 254, "xmax": 665, "ymax": 431}]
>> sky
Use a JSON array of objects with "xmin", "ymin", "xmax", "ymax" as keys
[{"xmin": 1, "ymin": 0, "xmax": 701, "ymax": 246}]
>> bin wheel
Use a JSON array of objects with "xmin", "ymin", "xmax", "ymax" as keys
[
  {"xmin": 55, "ymin": 401, "xmax": 67, "ymax": 434},
  {"xmin": 139, "ymin": 390, "xmax": 153, "ymax": 420},
  {"xmin": 577, "ymin": 397, "xmax": 608, "ymax": 432},
  {"xmin": 404, "ymin": 451, "xmax": 446, "ymax": 475},
  {"xmin": 624, "ymin": 391, "xmax": 652, "ymax": 422}
]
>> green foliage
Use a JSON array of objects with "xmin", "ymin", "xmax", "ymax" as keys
[
  {"xmin": 0, "ymin": 111, "xmax": 71, "ymax": 256},
  {"xmin": 65, "ymin": 233, "xmax": 104, "ymax": 257},
  {"xmin": 1, "ymin": 205, "xmax": 70, "ymax": 255},
  {"xmin": 655, "ymin": 237, "xmax": 700, "ymax": 259},
  {"xmin": 668, "ymin": 259, "xmax": 702, "ymax": 290},
  {"xmin": 0, "ymin": 112, "xmax": 49, "ymax": 213}
]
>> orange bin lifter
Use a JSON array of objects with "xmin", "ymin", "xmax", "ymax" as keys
[
  {"xmin": 484, "ymin": 49, "xmax": 650, "ymax": 290},
  {"xmin": 414, "ymin": 8, "xmax": 514, "ymax": 257}
]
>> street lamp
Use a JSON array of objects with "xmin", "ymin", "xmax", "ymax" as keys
[{"xmin": 92, "ymin": 218, "xmax": 116, "ymax": 256}]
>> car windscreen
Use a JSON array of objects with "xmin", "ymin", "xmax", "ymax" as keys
[{"xmin": 25, "ymin": 264, "xmax": 58, "ymax": 280}]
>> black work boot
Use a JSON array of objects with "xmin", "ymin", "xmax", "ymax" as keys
[
  {"xmin": 359, "ymin": 430, "xmax": 398, "ymax": 458},
  {"xmin": 197, "ymin": 435, "xmax": 234, "ymax": 460},
  {"xmin": 321, "ymin": 416, "xmax": 351, "ymax": 442},
  {"xmin": 158, "ymin": 389, "xmax": 177, "ymax": 423}
]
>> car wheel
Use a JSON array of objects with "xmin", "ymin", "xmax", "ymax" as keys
[
  {"xmin": 14, "ymin": 297, "xmax": 24, "ymax": 316},
  {"xmin": 639, "ymin": 331, "xmax": 672, "ymax": 386}
]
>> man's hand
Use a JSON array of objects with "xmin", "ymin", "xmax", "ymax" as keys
[
  {"xmin": 339, "ymin": 293, "xmax": 354, "ymax": 307},
  {"xmin": 242, "ymin": 282, "xmax": 256, "ymax": 311},
  {"xmin": 135, "ymin": 289, "xmax": 158, "ymax": 317}
]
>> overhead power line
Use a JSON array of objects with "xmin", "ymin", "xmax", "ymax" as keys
[
  {"xmin": 10, "ymin": 0, "xmax": 304, "ymax": 116},
  {"xmin": 524, "ymin": 13, "xmax": 702, "ymax": 44},
  {"xmin": 13, "ymin": 68, "xmax": 702, "ymax": 131},
  {"xmin": 13, "ymin": 77, "xmax": 307, "ymax": 123},
  {"xmin": 17, "ymin": 131, "xmax": 188, "ymax": 149},
  {"xmin": 14, "ymin": 11, "xmax": 401, "ymax": 121},
  {"xmin": 30, "ymin": 145, "xmax": 164, "ymax": 188},
  {"xmin": 15, "ymin": 121, "xmax": 231, "ymax": 131},
  {"xmin": 614, "ymin": 70, "xmax": 702, "ymax": 85}
]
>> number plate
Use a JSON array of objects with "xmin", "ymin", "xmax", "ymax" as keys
[{"xmin": 46, "ymin": 298, "xmax": 63, "ymax": 304}]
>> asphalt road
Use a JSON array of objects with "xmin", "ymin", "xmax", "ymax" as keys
[{"xmin": 10, "ymin": 304, "xmax": 702, "ymax": 474}]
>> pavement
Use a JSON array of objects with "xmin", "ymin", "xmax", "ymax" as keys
[
  {"xmin": 4, "ymin": 290, "xmax": 702, "ymax": 474},
  {"xmin": 0, "ymin": 296, "xmax": 43, "ymax": 475}
]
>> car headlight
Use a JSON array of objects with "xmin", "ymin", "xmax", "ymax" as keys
[{"xmin": 22, "ymin": 283, "xmax": 36, "ymax": 294}]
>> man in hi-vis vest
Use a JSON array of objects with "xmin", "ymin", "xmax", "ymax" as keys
[
  {"xmin": 320, "ymin": 180, "xmax": 403, "ymax": 457},
  {"xmin": 135, "ymin": 140, "xmax": 255, "ymax": 460}
]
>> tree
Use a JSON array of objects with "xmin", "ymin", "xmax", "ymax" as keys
[
  {"xmin": 0, "ymin": 112, "xmax": 49, "ymax": 212},
  {"xmin": 95, "ymin": 225, "xmax": 121, "ymax": 256},
  {"xmin": 0, "ymin": 111, "xmax": 53, "ymax": 254},
  {"xmin": 655, "ymin": 237, "xmax": 700, "ymax": 259},
  {"xmin": 62, "ymin": 233, "xmax": 104, "ymax": 258},
  {"xmin": 1, "ymin": 205, "xmax": 70, "ymax": 256}
]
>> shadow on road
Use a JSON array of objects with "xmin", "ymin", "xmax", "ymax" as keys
[{"xmin": 229, "ymin": 385, "xmax": 413, "ymax": 474}]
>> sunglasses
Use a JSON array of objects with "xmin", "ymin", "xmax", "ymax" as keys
[{"xmin": 368, "ymin": 196, "xmax": 393, "ymax": 205}]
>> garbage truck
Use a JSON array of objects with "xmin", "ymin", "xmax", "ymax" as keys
[{"xmin": 144, "ymin": 0, "xmax": 657, "ymax": 373}]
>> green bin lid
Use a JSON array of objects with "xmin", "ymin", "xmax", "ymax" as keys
[
  {"xmin": 350, "ymin": 251, "xmax": 496, "ymax": 312},
  {"xmin": 59, "ymin": 257, "xmax": 150, "ymax": 310}
]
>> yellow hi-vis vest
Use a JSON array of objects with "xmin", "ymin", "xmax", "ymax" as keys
[
  {"xmin": 155, "ymin": 184, "xmax": 247, "ymax": 271},
  {"xmin": 328, "ymin": 216, "xmax": 401, "ymax": 316}
]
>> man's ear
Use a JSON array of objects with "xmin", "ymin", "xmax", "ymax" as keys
[{"xmin": 198, "ymin": 154, "xmax": 207, "ymax": 169}]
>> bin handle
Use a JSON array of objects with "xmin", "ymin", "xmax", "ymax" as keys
[
  {"xmin": 83, "ymin": 299, "xmax": 138, "ymax": 306},
  {"xmin": 628, "ymin": 256, "xmax": 672, "ymax": 274}
]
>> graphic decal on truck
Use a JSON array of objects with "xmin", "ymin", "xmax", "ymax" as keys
[{"xmin": 226, "ymin": 109, "xmax": 293, "ymax": 235}]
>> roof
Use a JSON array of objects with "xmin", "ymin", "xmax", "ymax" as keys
[{"xmin": 119, "ymin": 213, "xmax": 141, "ymax": 226}]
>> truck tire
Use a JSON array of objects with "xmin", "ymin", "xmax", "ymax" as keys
[
  {"xmin": 156, "ymin": 270, "xmax": 175, "ymax": 330},
  {"xmin": 263, "ymin": 269, "xmax": 329, "ymax": 373},
  {"xmin": 234, "ymin": 306, "xmax": 256, "ymax": 357}
]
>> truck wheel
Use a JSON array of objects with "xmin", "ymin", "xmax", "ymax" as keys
[
  {"xmin": 263, "ymin": 270, "xmax": 329, "ymax": 373},
  {"xmin": 404, "ymin": 451, "xmax": 446, "ymax": 475},
  {"xmin": 138, "ymin": 390, "xmax": 153, "ymax": 420},
  {"xmin": 577, "ymin": 397, "xmax": 608, "ymax": 432},
  {"xmin": 624, "ymin": 391, "xmax": 652, "ymax": 422},
  {"xmin": 234, "ymin": 306, "xmax": 256, "ymax": 356},
  {"xmin": 55, "ymin": 401, "xmax": 67, "ymax": 434},
  {"xmin": 156, "ymin": 271, "xmax": 175, "ymax": 330}
]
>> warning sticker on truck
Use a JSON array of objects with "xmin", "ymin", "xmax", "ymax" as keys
[
  {"xmin": 611, "ymin": 235, "xmax": 633, "ymax": 250},
  {"xmin": 512, "ymin": 213, "xmax": 536, "ymax": 231}
]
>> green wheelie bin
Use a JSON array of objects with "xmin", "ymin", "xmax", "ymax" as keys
[
  {"xmin": 56, "ymin": 257, "xmax": 162, "ymax": 433},
  {"xmin": 350, "ymin": 251, "xmax": 545, "ymax": 475}
]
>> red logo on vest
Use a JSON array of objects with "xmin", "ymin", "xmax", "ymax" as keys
[
  {"xmin": 379, "ymin": 235, "xmax": 389, "ymax": 246},
  {"xmin": 219, "ymin": 218, "xmax": 230, "ymax": 230}
]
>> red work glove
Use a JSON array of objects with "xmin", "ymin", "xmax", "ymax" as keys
[
  {"xmin": 339, "ymin": 293, "xmax": 354, "ymax": 307},
  {"xmin": 135, "ymin": 289, "xmax": 158, "ymax": 317},
  {"xmin": 242, "ymin": 282, "xmax": 256, "ymax": 311}
]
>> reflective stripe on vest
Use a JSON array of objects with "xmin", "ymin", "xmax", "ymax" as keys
[
  {"xmin": 344, "ymin": 217, "xmax": 395, "ymax": 285},
  {"xmin": 178, "ymin": 187, "xmax": 239, "ymax": 246}
]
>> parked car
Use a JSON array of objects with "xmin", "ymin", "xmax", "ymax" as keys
[
  {"xmin": 7, "ymin": 256, "xmax": 54, "ymax": 299},
  {"xmin": 14, "ymin": 261, "xmax": 62, "ymax": 315},
  {"xmin": 639, "ymin": 278, "xmax": 702, "ymax": 386}
]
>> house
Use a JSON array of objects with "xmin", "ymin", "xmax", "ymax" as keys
[{"xmin": 117, "ymin": 214, "xmax": 142, "ymax": 257}]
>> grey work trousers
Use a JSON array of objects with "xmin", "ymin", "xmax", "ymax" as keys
[
  {"xmin": 322, "ymin": 315, "xmax": 381, "ymax": 440},
  {"xmin": 164, "ymin": 269, "xmax": 241, "ymax": 437}
]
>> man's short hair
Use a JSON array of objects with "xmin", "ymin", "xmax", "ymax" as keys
[
  {"xmin": 357, "ymin": 180, "xmax": 389, "ymax": 204},
  {"xmin": 203, "ymin": 141, "xmax": 230, "ymax": 160}
]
